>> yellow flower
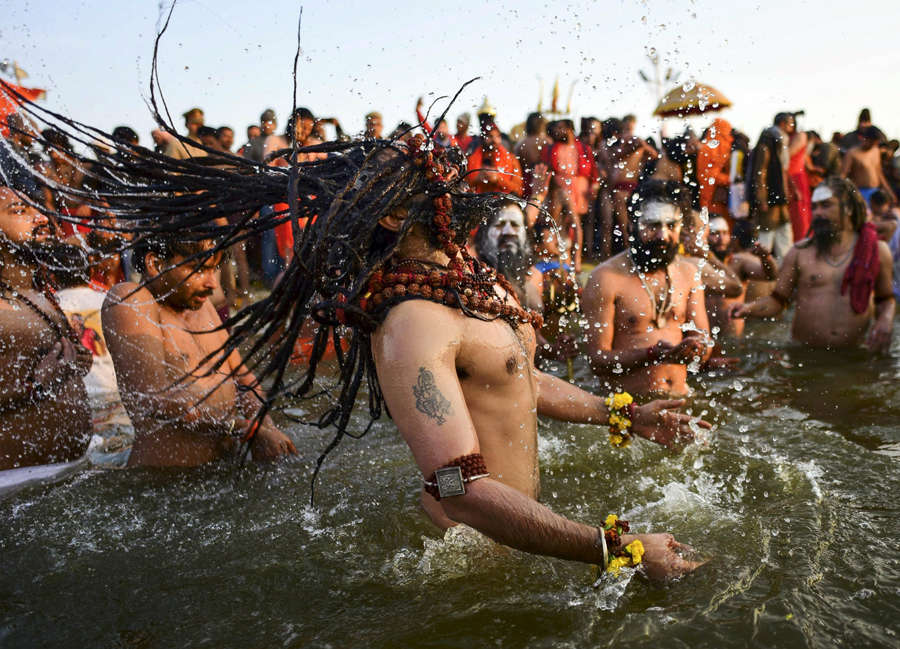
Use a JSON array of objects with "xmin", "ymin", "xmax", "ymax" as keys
[
  {"xmin": 624, "ymin": 539, "xmax": 644, "ymax": 565},
  {"xmin": 610, "ymin": 392, "xmax": 633, "ymax": 410},
  {"xmin": 606, "ymin": 556, "xmax": 630, "ymax": 575},
  {"xmin": 604, "ymin": 514, "xmax": 618, "ymax": 529},
  {"xmin": 609, "ymin": 433, "xmax": 624, "ymax": 447}
]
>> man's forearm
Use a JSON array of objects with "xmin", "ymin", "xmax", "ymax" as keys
[
  {"xmin": 743, "ymin": 295, "xmax": 784, "ymax": 319},
  {"xmin": 875, "ymin": 298, "xmax": 895, "ymax": 325},
  {"xmin": 590, "ymin": 346, "xmax": 654, "ymax": 376},
  {"xmin": 536, "ymin": 371, "xmax": 606, "ymax": 424},
  {"xmin": 440, "ymin": 478, "xmax": 605, "ymax": 564}
]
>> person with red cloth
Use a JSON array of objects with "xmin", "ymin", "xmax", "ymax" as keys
[
  {"xmin": 787, "ymin": 129, "xmax": 812, "ymax": 241},
  {"xmin": 732, "ymin": 177, "xmax": 894, "ymax": 351},
  {"xmin": 697, "ymin": 118, "xmax": 734, "ymax": 219},
  {"xmin": 465, "ymin": 118, "xmax": 523, "ymax": 197}
]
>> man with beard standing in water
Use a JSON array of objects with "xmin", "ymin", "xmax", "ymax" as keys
[
  {"xmin": 583, "ymin": 180, "xmax": 710, "ymax": 397},
  {"xmin": 732, "ymin": 177, "xmax": 894, "ymax": 350},
  {"xmin": 473, "ymin": 200, "xmax": 541, "ymax": 310}
]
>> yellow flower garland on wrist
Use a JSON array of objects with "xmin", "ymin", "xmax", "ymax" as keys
[
  {"xmin": 604, "ymin": 391, "xmax": 636, "ymax": 448},
  {"xmin": 603, "ymin": 515, "xmax": 644, "ymax": 576}
]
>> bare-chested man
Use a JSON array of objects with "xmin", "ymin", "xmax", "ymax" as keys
[
  {"xmin": 514, "ymin": 112, "xmax": 550, "ymax": 199},
  {"xmin": 102, "ymin": 234, "xmax": 297, "ymax": 466},
  {"xmin": 609, "ymin": 126, "xmax": 658, "ymax": 253},
  {"xmin": 841, "ymin": 126, "xmax": 897, "ymax": 205},
  {"xmin": 0, "ymin": 186, "xmax": 92, "ymax": 470},
  {"xmin": 732, "ymin": 177, "xmax": 894, "ymax": 350},
  {"xmin": 584, "ymin": 180, "xmax": 711, "ymax": 397},
  {"xmin": 706, "ymin": 217, "xmax": 778, "ymax": 337},
  {"xmin": 372, "ymin": 182, "xmax": 708, "ymax": 580}
]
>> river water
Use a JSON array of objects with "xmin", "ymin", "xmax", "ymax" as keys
[{"xmin": 2, "ymin": 318, "xmax": 898, "ymax": 648}]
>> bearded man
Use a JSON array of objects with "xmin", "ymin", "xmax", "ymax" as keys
[
  {"xmin": 732, "ymin": 177, "xmax": 894, "ymax": 350},
  {"xmin": 473, "ymin": 200, "xmax": 540, "ymax": 310},
  {"xmin": 583, "ymin": 180, "xmax": 711, "ymax": 396}
]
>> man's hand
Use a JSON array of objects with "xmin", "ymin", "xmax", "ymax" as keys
[
  {"xmin": 866, "ymin": 317, "xmax": 893, "ymax": 352},
  {"xmin": 701, "ymin": 355, "xmax": 740, "ymax": 372},
  {"xmin": 729, "ymin": 302, "xmax": 750, "ymax": 320},
  {"xmin": 654, "ymin": 336, "xmax": 706, "ymax": 364},
  {"xmin": 620, "ymin": 532, "xmax": 703, "ymax": 581},
  {"xmin": 631, "ymin": 398, "xmax": 712, "ymax": 448},
  {"xmin": 249, "ymin": 421, "xmax": 298, "ymax": 461}
]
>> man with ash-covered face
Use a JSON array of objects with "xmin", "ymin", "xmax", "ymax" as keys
[
  {"xmin": 473, "ymin": 200, "xmax": 541, "ymax": 310},
  {"xmin": 732, "ymin": 177, "xmax": 894, "ymax": 350},
  {"xmin": 583, "ymin": 180, "xmax": 711, "ymax": 396}
]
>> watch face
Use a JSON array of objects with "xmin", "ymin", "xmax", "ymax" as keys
[{"xmin": 435, "ymin": 466, "xmax": 466, "ymax": 498}]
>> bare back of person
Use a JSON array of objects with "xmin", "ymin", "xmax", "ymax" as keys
[
  {"xmin": 104, "ymin": 283, "xmax": 241, "ymax": 466},
  {"xmin": 516, "ymin": 134, "xmax": 549, "ymax": 171},
  {"xmin": 585, "ymin": 254, "xmax": 704, "ymax": 396},
  {"xmin": 845, "ymin": 147, "xmax": 882, "ymax": 189},
  {"xmin": 706, "ymin": 252, "xmax": 753, "ymax": 337},
  {"xmin": 0, "ymin": 292, "xmax": 91, "ymax": 469}
]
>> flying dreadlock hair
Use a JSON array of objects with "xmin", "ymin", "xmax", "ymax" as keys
[{"xmin": 0, "ymin": 29, "xmax": 528, "ymax": 503}]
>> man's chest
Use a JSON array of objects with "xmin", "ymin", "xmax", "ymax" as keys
[
  {"xmin": 455, "ymin": 317, "xmax": 535, "ymax": 388},
  {"xmin": 614, "ymin": 275, "xmax": 691, "ymax": 329},
  {"xmin": 157, "ymin": 311, "xmax": 227, "ymax": 372}
]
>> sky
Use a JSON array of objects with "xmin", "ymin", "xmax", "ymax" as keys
[{"xmin": 3, "ymin": 0, "xmax": 899, "ymax": 147}]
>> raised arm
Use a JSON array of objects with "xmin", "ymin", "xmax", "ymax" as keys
[{"xmin": 733, "ymin": 245, "xmax": 778, "ymax": 281}]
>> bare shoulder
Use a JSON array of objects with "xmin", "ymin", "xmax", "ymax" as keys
[
  {"xmin": 877, "ymin": 239, "xmax": 893, "ymax": 263},
  {"xmin": 372, "ymin": 300, "xmax": 463, "ymax": 360},
  {"xmin": 584, "ymin": 254, "xmax": 628, "ymax": 301},
  {"xmin": 102, "ymin": 282, "xmax": 161, "ymax": 330},
  {"xmin": 672, "ymin": 257, "xmax": 703, "ymax": 287}
]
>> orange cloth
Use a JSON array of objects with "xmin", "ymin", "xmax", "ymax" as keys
[
  {"xmin": 466, "ymin": 146, "xmax": 524, "ymax": 196},
  {"xmin": 697, "ymin": 118, "xmax": 733, "ymax": 217},
  {"xmin": 0, "ymin": 80, "xmax": 46, "ymax": 137}
]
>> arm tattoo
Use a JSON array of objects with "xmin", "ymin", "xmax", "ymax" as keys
[{"xmin": 413, "ymin": 367, "xmax": 453, "ymax": 425}]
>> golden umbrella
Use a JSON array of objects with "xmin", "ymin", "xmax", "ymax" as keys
[{"xmin": 653, "ymin": 82, "xmax": 731, "ymax": 118}]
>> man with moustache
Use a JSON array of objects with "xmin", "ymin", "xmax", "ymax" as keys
[
  {"xmin": 0, "ymin": 185, "xmax": 93, "ymax": 471},
  {"xmin": 583, "ymin": 180, "xmax": 710, "ymax": 397},
  {"xmin": 473, "ymin": 200, "xmax": 540, "ymax": 310},
  {"xmin": 102, "ymin": 233, "xmax": 297, "ymax": 466},
  {"xmin": 732, "ymin": 177, "xmax": 894, "ymax": 350},
  {"xmin": 705, "ymin": 217, "xmax": 778, "ymax": 338}
]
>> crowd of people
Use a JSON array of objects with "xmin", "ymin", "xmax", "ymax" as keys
[{"xmin": 1, "ymin": 87, "xmax": 898, "ymax": 581}]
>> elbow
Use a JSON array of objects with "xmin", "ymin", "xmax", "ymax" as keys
[{"xmin": 724, "ymin": 281, "xmax": 744, "ymax": 298}]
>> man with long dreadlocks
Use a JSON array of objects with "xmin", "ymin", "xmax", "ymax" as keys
[{"xmin": 4, "ymin": 75, "xmax": 708, "ymax": 579}]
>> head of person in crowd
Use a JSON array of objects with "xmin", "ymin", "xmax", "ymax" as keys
[
  {"xmin": 216, "ymin": 126, "xmax": 234, "ymax": 152},
  {"xmin": 707, "ymin": 216, "xmax": 732, "ymax": 260},
  {"xmin": 111, "ymin": 126, "xmax": 139, "ymax": 147},
  {"xmin": 133, "ymin": 233, "xmax": 220, "ymax": 312},
  {"xmin": 857, "ymin": 108, "xmax": 872, "ymax": 129},
  {"xmin": 870, "ymin": 189, "xmax": 898, "ymax": 242},
  {"xmin": 480, "ymin": 117, "xmax": 503, "ymax": 153},
  {"xmin": 0, "ymin": 184, "xmax": 53, "ymax": 253},
  {"xmin": 247, "ymin": 124, "xmax": 261, "ymax": 141},
  {"xmin": 182, "ymin": 108, "xmax": 204, "ymax": 138},
  {"xmin": 579, "ymin": 116, "xmax": 600, "ymax": 146},
  {"xmin": 389, "ymin": 121, "xmax": 414, "ymax": 142},
  {"xmin": 627, "ymin": 179, "xmax": 691, "ymax": 272},
  {"xmin": 432, "ymin": 118, "xmax": 452, "ymax": 146},
  {"xmin": 732, "ymin": 219, "xmax": 759, "ymax": 253},
  {"xmin": 364, "ymin": 111, "xmax": 383, "ymax": 139},
  {"xmin": 286, "ymin": 107, "xmax": 316, "ymax": 145},
  {"xmin": 859, "ymin": 125, "xmax": 882, "ymax": 151},
  {"xmin": 601, "ymin": 117, "xmax": 622, "ymax": 143},
  {"xmin": 6, "ymin": 113, "xmax": 35, "ymax": 150},
  {"xmin": 809, "ymin": 176, "xmax": 867, "ymax": 254},
  {"xmin": 474, "ymin": 200, "xmax": 532, "ymax": 286},
  {"xmin": 260, "ymin": 109, "xmax": 277, "ymax": 137},
  {"xmin": 622, "ymin": 114, "xmax": 636, "ymax": 137},
  {"xmin": 773, "ymin": 112, "xmax": 795, "ymax": 136},
  {"xmin": 41, "ymin": 127, "xmax": 74, "ymax": 163},
  {"xmin": 662, "ymin": 135, "xmax": 690, "ymax": 169},
  {"xmin": 197, "ymin": 126, "xmax": 219, "ymax": 149},
  {"xmin": 551, "ymin": 119, "xmax": 574, "ymax": 144},
  {"xmin": 525, "ymin": 112, "xmax": 546, "ymax": 137},
  {"xmin": 456, "ymin": 112, "xmax": 470, "ymax": 136}
]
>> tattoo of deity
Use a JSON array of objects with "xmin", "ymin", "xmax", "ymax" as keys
[{"xmin": 413, "ymin": 367, "xmax": 453, "ymax": 425}]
